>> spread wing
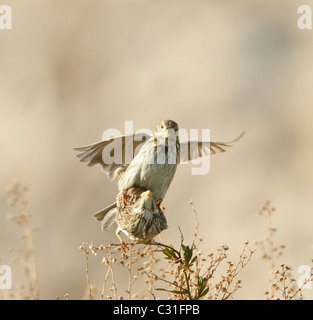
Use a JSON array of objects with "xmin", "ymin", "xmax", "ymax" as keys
[
  {"xmin": 74, "ymin": 132, "xmax": 151, "ymax": 180},
  {"xmin": 178, "ymin": 131, "xmax": 245, "ymax": 163}
]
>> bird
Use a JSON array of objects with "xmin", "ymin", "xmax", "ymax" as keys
[
  {"xmin": 114, "ymin": 187, "xmax": 168, "ymax": 251},
  {"xmin": 74, "ymin": 120, "xmax": 244, "ymax": 229}
]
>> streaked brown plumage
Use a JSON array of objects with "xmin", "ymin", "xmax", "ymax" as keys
[
  {"xmin": 115, "ymin": 187, "xmax": 168, "ymax": 248},
  {"xmin": 74, "ymin": 120, "xmax": 245, "ymax": 232}
]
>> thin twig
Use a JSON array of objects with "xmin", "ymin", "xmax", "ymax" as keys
[
  {"xmin": 188, "ymin": 200, "xmax": 199, "ymax": 249},
  {"xmin": 84, "ymin": 251, "xmax": 92, "ymax": 300}
]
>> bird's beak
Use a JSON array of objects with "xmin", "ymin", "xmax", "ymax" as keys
[
  {"xmin": 145, "ymin": 191, "xmax": 152, "ymax": 198},
  {"xmin": 164, "ymin": 128, "xmax": 176, "ymax": 138},
  {"xmin": 156, "ymin": 128, "xmax": 168, "ymax": 137},
  {"xmin": 155, "ymin": 128, "xmax": 175, "ymax": 139}
]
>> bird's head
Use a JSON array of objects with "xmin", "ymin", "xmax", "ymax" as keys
[
  {"xmin": 154, "ymin": 120, "xmax": 179, "ymax": 139},
  {"xmin": 140, "ymin": 190, "xmax": 157, "ymax": 212}
]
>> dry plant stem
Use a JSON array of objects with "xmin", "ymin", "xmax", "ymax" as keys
[
  {"xmin": 266, "ymin": 210, "xmax": 275, "ymax": 299},
  {"xmin": 257, "ymin": 201, "xmax": 275, "ymax": 299},
  {"xmin": 221, "ymin": 243, "xmax": 253, "ymax": 300},
  {"xmin": 9, "ymin": 183, "xmax": 313, "ymax": 300},
  {"xmin": 188, "ymin": 200, "xmax": 199, "ymax": 249},
  {"xmin": 21, "ymin": 208, "xmax": 39, "ymax": 299},
  {"xmin": 79, "ymin": 243, "xmax": 93, "ymax": 300},
  {"xmin": 80, "ymin": 202, "xmax": 313, "ymax": 300},
  {"xmin": 290, "ymin": 271, "xmax": 313, "ymax": 299},
  {"xmin": 101, "ymin": 266, "xmax": 111, "ymax": 300},
  {"xmin": 81, "ymin": 234, "xmax": 254, "ymax": 300},
  {"xmin": 127, "ymin": 241, "xmax": 132, "ymax": 300},
  {"xmin": 84, "ymin": 251, "xmax": 92, "ymax": 300},
  {"xmin": 7, "ymin": 182, "xmax": 40, "ymax": 300},
  {"xmin": 281, "ymin": 265, "xmax": 287, "ymax": 299},
  {"xmin": 257, "ymin": 201, "xmax": 313, "ymax": 300},
  {"xmin": 108, "ymin": 246, "xmax": 118, "ymax": 299},
  {"xmin": 145, "ymin": 270, "xmax": 187, "ymax": 293},
  {"xmin": 208, "ymin": 251, "xmax": 224, "ymax": 280}
]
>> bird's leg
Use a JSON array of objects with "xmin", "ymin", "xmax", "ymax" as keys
[
  {"xmin": 116, "ymin": 229, "xmax": 127, "ymax": 258},
  {"xmin": 118, "ymin": 191, "xmax": 127, "ymax": 209},
  {"xmin": 156, "ymin": 199, "xmax": 166, "ymax": 212},
  {"xmin": 155, "ymin": 198, "xmax": 165, "ymax": 213}
]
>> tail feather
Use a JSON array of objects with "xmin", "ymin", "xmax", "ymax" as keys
[
  {"xmin": 100, "ymin": 208, "xmax": 117, "ymax": 232},
  {"xmin": 93, "ymin": 202, "xmax": 117, "ymax": 232},
  {"xmin": 93, "ymin": 202, "xmax": 117, "ymax": 221}
]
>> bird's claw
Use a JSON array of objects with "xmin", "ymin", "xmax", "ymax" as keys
[
  {"xmin": 119, "ymin": 191, "xmax": 127, "ymax": 209},
  {"xmin": 155, "ymin": 199, "xmax": 165, "ymax": 213},
  {"xmin": 119, "ymin": 239, "xmax": 128, "ymax": 258}
]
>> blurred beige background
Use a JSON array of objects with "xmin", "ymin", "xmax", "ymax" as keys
[{"xmin": 1, "ymin": 0, "xmax": 313, "ymax": 299}]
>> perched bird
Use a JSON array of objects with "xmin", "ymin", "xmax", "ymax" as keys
[
  {"xmin": 74, "ymin": 120, "xmax": 244, "ymax": 229},
  {"xmin": 114, "ymin": 187, "xmax": 168, "ymax": 250}
]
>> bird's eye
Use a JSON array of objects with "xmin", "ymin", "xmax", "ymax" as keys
[{"xmin": 160, "ymin": 125, "xmax": 164, "ymax": 129}]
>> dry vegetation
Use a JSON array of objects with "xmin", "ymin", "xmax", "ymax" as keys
[
  {"xmin": 1, "ymin": 182, "xmax": 313, "ymax": 300},
  {"xmin": 2, "ymin": 182, "xmax": 39, "ymax": 300},
  {"xmin": 256, "ymin": 201, "xmax": 313, "ymax": 300}
]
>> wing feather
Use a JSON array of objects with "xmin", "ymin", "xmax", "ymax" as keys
[
  {"xmin": 74, "ymin": 132, "xmax": 151, "ymax": 179},
  {"xmin": 179, "ymin": 131, "xmax": 245, "ymax": 163}
]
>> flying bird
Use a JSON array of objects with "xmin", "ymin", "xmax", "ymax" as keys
[{"xmin": 74, "ymin": 120, "xmax": 244, "ymax": 229}]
